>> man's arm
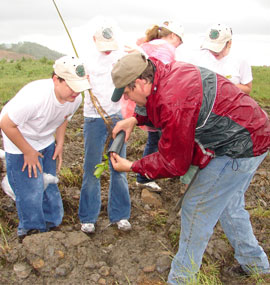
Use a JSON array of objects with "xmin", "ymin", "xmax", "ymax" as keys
[
  {"xmin": 112, "ymin": 117, "xmax": 138, "ymax": 142},
  {"xmin": 132, "ymin": 103, "xmax": 199, "ymax": 179},
  {"xmin": 0, "ymin": 113, "xmax": 43, "ymax": 178}
]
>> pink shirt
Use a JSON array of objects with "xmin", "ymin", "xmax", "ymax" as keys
[
  {"xmin": 141, "ymin": 39, "xmax": 175, "ymax": 64},
  {"xmin": 120, "ymin": 39, "xmax": 176, "ymax": 127}
]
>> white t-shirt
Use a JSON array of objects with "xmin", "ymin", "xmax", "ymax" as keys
[
  {"xmin": 82, "ymin": 49, "xmax": 125, "ymax": 118},
  {"xmin": 187, "ymin": 49, "xmax": 253, "ymax": 85},
  {"xmin": 0, "ymin": 79, "xmax": 82, "ymax": 154}
]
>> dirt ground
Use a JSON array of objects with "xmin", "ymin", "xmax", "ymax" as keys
[
  {"xmin": 0, "ymin": 106, "xmax": 270, "ymax": 285},
  {"xmin": 0, "ymin": 50, "xmax": 34, "ymax": 61}
]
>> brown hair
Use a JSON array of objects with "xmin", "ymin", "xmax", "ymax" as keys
[
  {"xmin": 127, "ymin": 57, "xmax": 155, "ymax": 90},
  {"xmin": 145, "ymin": 25, "xmax": 173, "ymax": 42},
  {"xmin": 52, "ymin": 71, "xmax": 64, "ymax": 82}
]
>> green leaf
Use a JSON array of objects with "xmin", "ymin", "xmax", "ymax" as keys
[
  {"xmin": 93, "ymin": 155, "xmax": 109, "ymax": 179},
  {"xmin": 94, "ymin": 165, "xmax": 105, "ymax": 179}
]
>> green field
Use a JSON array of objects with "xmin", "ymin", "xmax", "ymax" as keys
[
  {"xmin": 251, "ymin": 66, "xmax": 270, "ymax": 106},
  {"xmin": 0, "ymin": 57, "xmax": 54, "ymax": 107},
  {"xmin": 0, "ymin": 58, "xmax": 269, "ymax": 108}
]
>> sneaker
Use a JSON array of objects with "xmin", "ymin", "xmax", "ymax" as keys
[
  {"xmin": 49, "ymin": 226, "xmax": 61, "ymax": 232},
  {"xmin": 136, "ymin": 181, "xmax": 161, "ymax": 191},
  {"xmin": 223, "ymin": 265, "xmax": 248, "ymax": 278},
  {"xmin": 18, "ymin": 229, "xmax": 40, "ymax": 243},
  {"xmin": 81, "ymin": 223, "xmax": 95, "ymax": 234},
  {"xmin": 224, "ymin": 264, "xmax": 270, "ymax": 278},
  {"xmin": 116, "ymin": 219, "xmax": 132, "ymax": 231}
]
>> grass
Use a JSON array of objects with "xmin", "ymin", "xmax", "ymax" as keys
[
  {"xmin": 195, "ymin": 258, "xmax": 223, "ymax": 285},
  {"xmin": 0, "ymin": 223, "xmax": 9, "ymax": 252},
  {"xmin": 166, "ymin": 258, "xmax": 223, "ymax": 284},
  {"xmin": 251, "ymin": 203, "xmax": 270, "ymax": 217},
  {"xmin": 58, "ymin": 166, "xmax": 83, "ymax": 187},
  {"xmin": 0, "ymin": 59, "xmax": 269, "ymax": 109},
  {"xmin": 251, "ymin": 66, "xmax": 270, "ymax": 106},
  {"xmin": 0, "ymin": 57, "xmax": 53, "ymax": 108},
  {"xmin": 158, "ymin": 239, "xmax": 223, "ymax": 284}
]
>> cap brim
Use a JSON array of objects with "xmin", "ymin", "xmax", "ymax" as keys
[
  {"xmin": 96, "ymin": 41, "xmax": 118, "ymax": 52},
  {"xmin": 66, "ymin": 79, "xmax": 91, "ymax": 93},
  {"xmin": 111, "ymin": 87, "xmax": 125, "ymax": 102},
  {"xmin": 200, "ymin": 41, "xmax": 225, "ymax": 53}
]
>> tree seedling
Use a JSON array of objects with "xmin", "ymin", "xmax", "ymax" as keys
[{"xmin": 94, "ymin": 154, "xmax": 109, "ymax": 179}]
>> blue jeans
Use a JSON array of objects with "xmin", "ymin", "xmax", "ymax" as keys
[
  {"xmin": 137, "ymin": 131, "xmax": 161, "ymax": 183},
  {"xmin": 78, "ymin": 113, "xmax": 131, "ymax": 224},
  {"xmin": 5, "ymin": 143, "xmax": 63, "ymax": 236},
  {"xmin": 168, "ymin": 153, "xmax": 269, "ymax": 284}
]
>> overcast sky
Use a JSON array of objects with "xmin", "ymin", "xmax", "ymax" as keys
[{"xmin": 1, "ymin": 0, "xmax": 270, "ymax": 65}]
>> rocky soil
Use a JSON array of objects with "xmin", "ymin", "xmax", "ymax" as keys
[{"xmin": 0, "ymin": 106, "xmax": 270, "ymax": 285}]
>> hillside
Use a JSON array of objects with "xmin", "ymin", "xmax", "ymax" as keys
[
  {"xmin": 0, "ymin": 50, "xmax": 35, "ymax": 61},
  {"xmin": 0, "ymin": 42, "xmax": 64, "ymax": 60}
]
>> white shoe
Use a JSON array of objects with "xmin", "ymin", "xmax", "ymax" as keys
[
  {"xmin": 136, "ymin": 181, "xmax": 161, "ymax": 190},
  {"xmin": 1, "ymin": 175, "xmax": 15, "ymax": 201},
  {"xmin": 81, "ymin": 223, "xmax": 95, "ymax": 234},
  {"xmin": 43, "ymin": 173, "xmax": 59, "ymax": 190},
  {"xmin": 116, "ymin": 219, "xmax": 131, "ymax": 231}
]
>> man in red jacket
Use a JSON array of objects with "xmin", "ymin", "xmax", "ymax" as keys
[{"xmin": 109, "ymin": 52, "xmax": 270, "ymax": 284}]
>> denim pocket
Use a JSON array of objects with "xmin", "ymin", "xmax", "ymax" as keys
[{"xmin": 234, "ymin": 152, "xmax": 267, "ymax": 173}]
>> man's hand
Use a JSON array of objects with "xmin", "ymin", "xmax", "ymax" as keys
[
  {"xmin": 22, "ymin": 150, "xmax": 43, "ymax": 178},
  {"xmin": 112, "ymin": 117, "xmax": 138, "ymax": 142},
  {"xmin": 110, "ymin": 152, "xmax": 133, "ymax": 172}
]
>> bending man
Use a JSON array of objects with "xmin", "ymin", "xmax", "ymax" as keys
[{"xmin": 109, "ymin": 52, "xmax": 270, "ymax": 284}]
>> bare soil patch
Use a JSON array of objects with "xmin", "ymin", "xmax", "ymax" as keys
[{"xmin": 0, "ymin": 50, "xmax": 35, "ymax": 61}]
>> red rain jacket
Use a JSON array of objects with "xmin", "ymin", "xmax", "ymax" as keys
[{"xmin": 132, "ymin": 58, "xmax": 270, "ymax": 179}]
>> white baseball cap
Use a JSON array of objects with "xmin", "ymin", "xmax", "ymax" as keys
[
  {"xmin": 201, "ymin": 24, "xmax": 232, "ymax": 53},
  {"xmin": 161, "ymin": 21, "xmax": 184, "ymax": 42},
  {"xmin": 94, "ymin": 26, "xmax": 118, "ymax": 52},
  {"xmin": 53, "ymin": 56, "xmax": 90, "ymax": 93}
]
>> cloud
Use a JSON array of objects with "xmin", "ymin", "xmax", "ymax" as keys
[
  {"xmin": 0, "ymin": 0, "xmax": 269, "ymax": 65},
  {"xmin": 257, "ymin": 0, "xmax": 270, "ymax": 9}
]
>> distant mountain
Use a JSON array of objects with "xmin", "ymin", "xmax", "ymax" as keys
[
  {"xmin": 0, "ymin": 50, "xmax": 35, "ymax": 61},
  {"xmin": 0, "ymin": 42, "xmax": 65, "ymax": 60}
]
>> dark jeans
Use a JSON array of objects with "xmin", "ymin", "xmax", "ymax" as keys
[
  {"xmin": 6, "ymin": 143, "xmax": 63, "ymax": 236},
  {"xmin": 136, "ymin": 131, "xmax": 161, "ymax": 183}
]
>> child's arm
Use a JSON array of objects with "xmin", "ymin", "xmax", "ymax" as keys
[
  {"xmin": 0, "ymin": 114, "xmax": 43, "ymax": 178},
  {"xmin": 53, "ymin": 119, "xmax": 68, "ymax": 171}
]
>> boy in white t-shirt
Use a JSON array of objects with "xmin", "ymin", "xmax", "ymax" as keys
[
  {"xmin": 178, "ymin": 24, "xmax": 254, "ymax": 185},
  {"xmin": 190, "ymin": 24, "xmax": 253, "ymax": 95},
  {"xmin": 0, "ymin": 55, "xmax": 90, "ymax": 242}
]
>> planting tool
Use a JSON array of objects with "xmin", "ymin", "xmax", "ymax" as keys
[
  {"xmin": 108, "ymin": 130, "xmax": 126, "ymax": 155},
  {"xmin": 165, "ymin": 167, "xmax": 200, "ymax": 234}
]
